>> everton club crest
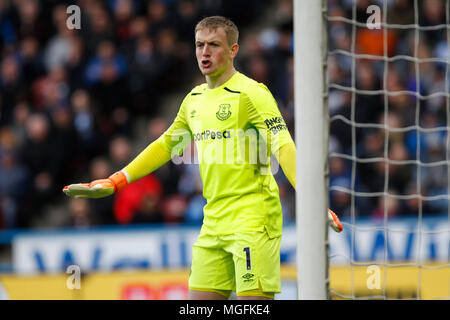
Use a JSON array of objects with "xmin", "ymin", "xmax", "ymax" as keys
[{"xmin": 216, "ymin": 104, "xmax": 231, "ymax": 121}]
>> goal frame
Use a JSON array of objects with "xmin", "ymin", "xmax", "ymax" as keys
[{"xmin": 294, "ymin": 0, "xmax": 329, "ymax": 300}]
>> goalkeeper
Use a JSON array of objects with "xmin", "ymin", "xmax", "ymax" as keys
[{"xmin": 63, "ymin": 16, "xmax": 342, "ymax": 300}]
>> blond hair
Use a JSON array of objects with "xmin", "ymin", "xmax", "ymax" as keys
[{"xmin": 195, "ymin": 16, "xmax": 239, "ymax": 45}]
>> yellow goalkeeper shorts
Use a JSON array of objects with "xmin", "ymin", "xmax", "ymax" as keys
[{"xmin": 188, "ymin": 231, "xmax": 281, "ymax": 297}]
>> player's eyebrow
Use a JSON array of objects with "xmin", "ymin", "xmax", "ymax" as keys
[{"xmin": 195, "ymin": 39, "xmax": 222, "ymax": 46}]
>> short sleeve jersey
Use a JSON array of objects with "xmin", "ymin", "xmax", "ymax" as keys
[{"xmin": 157, "ymin": 72, "xmax": 293, "ymax": 238}]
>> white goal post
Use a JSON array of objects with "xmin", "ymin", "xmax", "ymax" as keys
[{"xmin": 294, "ymin": 0, "xmax": 329, "ymax": 300}]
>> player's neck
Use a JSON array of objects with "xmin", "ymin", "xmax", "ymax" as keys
[{"xmin": 205, "ymin": 67, "xmax": 237, "ymax": 89}]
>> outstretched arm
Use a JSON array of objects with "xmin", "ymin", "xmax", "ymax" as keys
[
  {"xmin": 122, "ymin": 140, "xmax": 172, "ymax": 182},
  {"xmin": 64, "ymin": 91, "xmax": 194, "ymax": 199},
  {"xmin": 63, "ymin": 139, "xmax": 172, "ymax": 198}
]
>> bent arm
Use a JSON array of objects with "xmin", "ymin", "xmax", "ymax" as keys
[
  {"xmin": 275, "ymin": 141, "xmax": 343, "ymax": 232},
  {"xmin": 276, "ymin": 141, "xmax": 296, "ymax": 190}
]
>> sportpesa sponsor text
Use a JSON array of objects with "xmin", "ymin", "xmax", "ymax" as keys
[
  {"xmin": 192, "ymin": 117, "xmax": 288, "ymax": 142},
  {"xmin": 193, "ymin": 129, "xmax": 231, "ymax": 141}
]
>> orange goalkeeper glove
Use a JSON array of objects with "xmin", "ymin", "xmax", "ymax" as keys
[
  {"xmin": 328, "ymin": 209, "xmax": 343, "ymax": 233},
  {"xmin": 63, "ymin": 171, "xmax": 128, "ymax": 198}
]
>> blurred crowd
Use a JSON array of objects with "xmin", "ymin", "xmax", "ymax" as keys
[
  {"xmin": 0, "ymin": 0, "xmax": 295, "ymax": 229},
  {"xmin": 328, "ymin": 0, "xmax": 449, "ymax": 219},
  {"xmin": 3, "ymin": 0, "xmax": 446, "ymax": 231}
]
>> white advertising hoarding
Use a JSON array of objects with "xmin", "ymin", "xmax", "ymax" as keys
[{"xmin": 12, "ymin": 217, "xmax": 449, "ymax": 275}]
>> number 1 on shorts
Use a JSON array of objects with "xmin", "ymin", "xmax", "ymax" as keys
[{"xmin": 243, "ymin": 247, "xmax": 251, "ymax": 270}]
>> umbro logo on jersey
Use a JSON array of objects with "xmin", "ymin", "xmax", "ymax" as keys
[
  {"xmin": 190, "ymin": 110, "xmax": 196, "ymax": 118},
  {"xmin": 242, "ymin": 273, "xmax": 255, "ymax": 283},
  {"xmin": 216, "ymin": 104, "xmax": 231, "ymax": 121}
]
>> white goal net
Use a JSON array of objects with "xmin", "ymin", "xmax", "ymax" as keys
[{"xmin": 325, "ymin": 0, "xmax": 450, "ymax": 299}]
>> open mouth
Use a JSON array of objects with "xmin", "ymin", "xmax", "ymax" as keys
[{"xmin": 201, "ymin": 60, "xmax": 211, "ymax": 68}]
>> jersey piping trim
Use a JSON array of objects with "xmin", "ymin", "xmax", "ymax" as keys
[{"xmin": 224, "ymin": 87, "xmax": 241, "ymax": 94}]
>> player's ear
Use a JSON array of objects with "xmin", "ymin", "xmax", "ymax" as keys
[{"xmin": 230, "ymin": 43, "xmax": 239, "ymax": 59}]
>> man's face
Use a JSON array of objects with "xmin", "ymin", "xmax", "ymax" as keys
[{"xmin": 195, "ymin": 27, "xmax": 237, "ymax": 77}]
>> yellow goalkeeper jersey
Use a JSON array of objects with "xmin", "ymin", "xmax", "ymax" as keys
[{"xmin": 157, "ymin": 71, "xmax": 294, "ymax": 238}]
